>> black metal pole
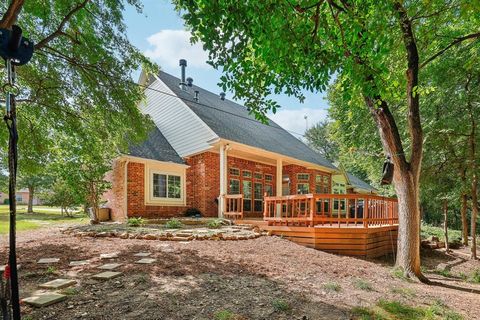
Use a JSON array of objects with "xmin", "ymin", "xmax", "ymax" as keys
[{"xmin": 4, "ymin": 59, "xmax": 21, "ymax": 320}]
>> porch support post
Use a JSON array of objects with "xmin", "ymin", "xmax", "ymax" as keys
[
  {"xmin": 219, "ymin": 144, "xmax": 228, "ymax": 218},
  {"xmin": 276, "ymin": 158, "xmax": 283, "ymax": 217}
]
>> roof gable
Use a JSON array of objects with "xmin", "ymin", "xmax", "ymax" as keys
[{"xmin": 128, "ymin": 127, "xmax": 184, "ymax": 164}]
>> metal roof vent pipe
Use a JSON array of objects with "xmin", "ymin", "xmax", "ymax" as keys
[
  {"xmin": 220, "ymin": 92, "xmax": 226, "ymax": 100},
  {"xmin": 179, "ymin": 59, "xmax": 187, "ymax": 90},
  {"xmin": 194, "ymin": 90, "xmax": 199, "ymax": 102},
  {"xmin": 186, "ymin": 77, "xmax": 193, "ymax": 87}
]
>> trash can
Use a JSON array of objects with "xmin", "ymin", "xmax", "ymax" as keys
[{"xmin": 97, "ymin": 208, "xmax": 111, "ymax": 221}]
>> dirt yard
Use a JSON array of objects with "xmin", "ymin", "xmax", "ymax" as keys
[{"xmin": 1, "ymin": 226, "xmax": 479, "ymax": 320}]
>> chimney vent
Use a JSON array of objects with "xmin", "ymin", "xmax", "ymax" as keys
[
  {"xmin": 186, "ymin": 77, "xmax": 193, "ymax": 87},
  {"xmin": 179, "ymin": 59, "xmax": 187, "ymax": 91},
  {"xmin": 194, "ymin": 90, "xmax": 199, "ymax": 102},
  {"xmin": 220, "ymin": 92, "xmax": 226, "ymax": 100}
]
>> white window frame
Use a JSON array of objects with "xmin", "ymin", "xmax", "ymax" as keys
[
  {"xmin": 297, "ymin": 173, "xmax": 310, "ymax": 181},
  {"xmin": 145, "ymin": 164, "xmax": 186, "ymax": 206}
]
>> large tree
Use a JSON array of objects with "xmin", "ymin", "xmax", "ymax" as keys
[
  {"xmin": 304, "ymin": 120, "xmax": 339, "ymax": 162},
  {"xmin": 174, "ymin": 0, "xmax": 480, "ymax": 280}
]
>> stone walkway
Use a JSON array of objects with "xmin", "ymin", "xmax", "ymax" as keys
[{"xmin": 23, "ymin": 251, "xmax": 154, "ymax": 308}]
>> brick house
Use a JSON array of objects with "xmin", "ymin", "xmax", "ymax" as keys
[{"xmin": 104, "ymin": 60, "xmax": 375, "ymax": 221}]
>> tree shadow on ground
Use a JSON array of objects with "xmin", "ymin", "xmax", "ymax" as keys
[{"xmin": 5, "ymin": 241, "xmax": 354, "ymax": 320}]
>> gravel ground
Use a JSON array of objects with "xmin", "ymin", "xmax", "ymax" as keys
[{"xmin": 1, "ymin": 226, "xmax": 479, "ymax": 320}]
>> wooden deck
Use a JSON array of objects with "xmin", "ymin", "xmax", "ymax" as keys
[{"xmin": 233, "ymin": 193, "xmax": 399, "ymax": 258}]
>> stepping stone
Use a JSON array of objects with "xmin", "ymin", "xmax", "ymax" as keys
[
  {"xmin": 37, "ymin": 258, "xmax": 60, "ymax": 264},
  {"xmin": 135, "ymin": 258, "xmax": 156, "ymax": 264},
  {"xmin": 23, "ymin": 292, "xmax": 66, "ymax": 307},
  {"xmin": 100, "ymin": 253, "xmax": 119, "ymax": 259},
  {"xmin": 39, "ymin": 279, "xmax": 77, "ymax": 290},
  {"xmin": 98, "ymin": 263, "xmax": 122, "ymax": 270},
  {"xmin": 133, "ymin": 252, "xmax": 151, "ymax": 257},
  {"xmin": 69, "ymin": 260, "xmax": 89, "ymax": 267},
  {"xmin": 92, "ymin": 271, "xmax": 123, "ymax": 280}
]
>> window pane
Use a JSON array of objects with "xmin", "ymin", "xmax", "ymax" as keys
[
  {"xmin": 229, "ymin": 168, "xmax": 240, "ymax": 176},
  {"xmin": 315, "ymin": 175, "xmax": 322, "ymax": 183},
  {"xmin": 297, "ymin": 173, "xmax": 309, "ymax": 181},
  {"xmin": 254, "ymin": 183, "xmax": 263, "ymax": 199},
  {"xmin": 243, "ymin": 181, "xmax": 252, "ymax": 199},
  {"xmin": 315, "ymin": 184, "xmax": 322, "ymax": 193},
  {"xmin": 167, "ymin": 175, "xmax": 181, "ymax": 198},
  {"xmin": 265, "ymin": 184, "xmax": 273, "ymax": 196},
  {"xmin": 297, "ymin": 183, "xmax": 309, "ymax": 194},
  {"xmin": 153, "ymin": 174, "xmax": 167, "ymax": 198},
  {"xmin": 254, "ymin": 172, "xmax": 263, "ymax": 180},
  {"xmin": 229, "ymin": 179, "xmax": 240, "ymax": 194},
  {"xmin": 265, "ymin": 174, "xmax": 273, "ymax": 182},
  {"xmin": 242, "ymin": 170, "xmax": 252, "ymax": 178}
]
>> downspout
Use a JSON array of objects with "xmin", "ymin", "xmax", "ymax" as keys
[{"xmin": 124, "ymin": 159, "xmax": 130, "ymax": 221}]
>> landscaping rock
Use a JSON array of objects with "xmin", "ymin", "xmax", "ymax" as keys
[
  {"xmin": 100, "ymin": 253, "xmax": 119, "ymax": 259},
  {"xmin": 23, "ymin": 293, "xmax": 67, "ymax": 307},
  {"xmin": 143, "ymin": 234, "xmax": 158, "ymax": 240},
  {"xmin": 135, "ymin": 258, "xmax": 156, "ymax": 264},
  {"xmin": 69, "ymin": 261, "xmax": 89, "ymax": 267},
  {"xmin": 133, "ymin": 252, "xmax": 151, "ymax": 257}
]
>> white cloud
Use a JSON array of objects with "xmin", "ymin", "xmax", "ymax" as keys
[
  {"xmin": 144, "ymin": 29, "xmax": 209, "ymax": 69},
  {"xmin": 269, "ymin": 107, "xmax": 328, "ymax": 137}
]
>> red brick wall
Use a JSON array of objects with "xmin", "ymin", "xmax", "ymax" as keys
[
  {"xmin": 282, "ymin": 164, "xmax": 331, "ymax": 195},
  {"xmin": 185, "ymin": 152, "xmax": 220, "ymax": 217},
  {"xmin": 127, "ymin": 162, "xmax": 187, "ymax": 218}
]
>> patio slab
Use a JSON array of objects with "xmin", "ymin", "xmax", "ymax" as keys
[
  {"xmin": 37, "ymin": 258, "xmax": 60, "ymax": 264},
  {"xmin": 100, "ymin": 253, "xmax": 119, "ymax": 259},
  {"xmin": 98, "ymin": 263, "xmax": 122, "ymax": 270},
  {"xmin": 69, "ymin": 260, "xmax": 89, "ymax": 267},
  {"xmin": 23, "ymin": 293, "xmax": 67, "ymax": 307},
  {"xmin": 133, "ymin": 252, "xmax": 151, "ymax": 257},
  {"xmin": 39, "ymin": 279, "xmax": 77, "ymax": 290},
  {"xmin": 92, "ymin": 271, "xmax": 123, "ymax": 280},
  {"xmin": 135, "ymin": 258, "xmax": 157, "ymax": 264}
]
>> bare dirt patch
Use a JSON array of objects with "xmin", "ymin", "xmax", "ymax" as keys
[{"xmin": 1, "ymin": 227, "xmax": 479, "ymax": 319}]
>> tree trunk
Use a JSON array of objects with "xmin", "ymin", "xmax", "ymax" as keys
[
  {"xmin": 443, "ymin": 199, "xmax": 449, "ymax": 252},
  {"xmin": 470, "ymin": 132, "xmax": 478, "ymax": 260},
  {"xmin": 394, "ymin": 171, "xmax": 427, "ymax": 282},
  {"xmin": 461, "ymin": 193, "xmax": 469, "ymax": 246},
  {"xmin": 27, "ymin": 185, "xmax": 34, "ymax": 214}
]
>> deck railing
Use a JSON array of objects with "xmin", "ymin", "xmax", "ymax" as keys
[
  {"xmin": 263, "ymin": 193, "xmax": 398, "ymax": 228},
  {"xmin": 223, "ymin": 194, "xmax": 244, "ymax": 219}
]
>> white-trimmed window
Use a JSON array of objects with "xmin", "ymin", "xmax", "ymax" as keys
[
  {"xmin": 229, "ymin": 179, "xmax": 240, "ymax": 194},
  {"xmin": 297, "ymin": 183, "xmax": 309, "ymax": 194},
  {"xmin": 229, "ymin": 168, "xmax": 240, "ymax": 176},
  {"xmin": 152, "ymin": 173, "xmax": 181, "ymax": 199},
  {"xmin": 297, "ymin": 173, "xmax": 310, "ymax": 181},
  {"xmin": 265, "ymin": 174, "xmax": 273, "ymax": 182},
  {"xmin": 254, "ymin": 172, "xmax": 263, "ymax": 180},
  {"xmin": 243, "ymin": 170, "xmax": 252, "ymax": 178}
]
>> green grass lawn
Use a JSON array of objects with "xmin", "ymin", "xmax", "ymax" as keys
[{"xmin": 0, "ymin": 205, "xmax": 88, "ymax": 234}]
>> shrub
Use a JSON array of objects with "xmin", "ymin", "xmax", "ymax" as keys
[
  {"xmin": 207, "ymin": 219, "xmax": 224, "ymax": 229},
  {"xmin": 213, "ymin": 310, "xmax": 244, "ymax": 320},
  {"xmin": 165, "ymin": 218, "xmax": 183, "ymax": 229},
  {"xmin": 323, "ymin": 281, "xmax": 341, "ymax": 292},
  {"xmin": 272, "ymin": 299, "xmax": 290, "ymax": 312},
  {"xmin": 470, "ymin": 268, "xmax": 480, "ymax": 283},
  {"xmin": 353, "ymin": 278, "xmax": 373, "ymax": 291},
  {"xmin": 127, "ymin": 217, "xmax": 144, "ymax": 227}
]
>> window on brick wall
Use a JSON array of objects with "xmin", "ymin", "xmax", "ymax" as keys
[
  {"xmin": 254, "ymin": 172, "xmax": 263, "ymax": 180},
  {"xmin": 297, "ymin": 173, "xmax": 310, "ymax": 181},
  {"xmin": 229, "ymin": 168, "xmax": 240, "ymax": 176},
  {"xmin": 242, "ymin": 170, "xmax": 252, "ymax": 178},
  {"xmin": 229, "ymin": 179, "xmax": 240, "ymax": 194},
  {"xmin": 265, "ymin": 174, "xmax": 273, "ymax": 182},
  {"xmin": 265, "ymin": 184, "xmax": 273, "ymax": 196},
  {"xmin": 297, "ymin": 183, "xmax": 309, "ymax": 194}
]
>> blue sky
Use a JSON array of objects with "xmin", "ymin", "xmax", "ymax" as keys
[{"xmin": 123, "ymin": 0, "xmax": 330, "ymax": 137}]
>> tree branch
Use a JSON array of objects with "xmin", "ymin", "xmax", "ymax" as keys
[
  {"xmin": 420, "ymin": 31, "xmax": 480, "ymax": 69},
  {"xmin": 35, "ymin": 0, "xmax": 90, "ymax": 50},
  {"xmin": 0, "ymin": 0, "xmax": 24, "ymax": 29}
]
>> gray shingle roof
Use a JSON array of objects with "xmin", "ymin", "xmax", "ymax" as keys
[
  {"xmin": 157, "ymin": 71, "xmax": 337, "ymax": 170},
  {"xmin": 128, "ymin": 127, "xmax": 184, "ymax": 164},
  {"xmin": 346, "ymin": 172, "xmax": 377, "ymax": 192}
]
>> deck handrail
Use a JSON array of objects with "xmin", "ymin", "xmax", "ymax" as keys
[
  {"xmin": 223, "ymin": 194, "xmax": 244, "ymax": 219},
  {"xmin": 263, "ymin": 193, "xmax": 398, "ymax": 228}
]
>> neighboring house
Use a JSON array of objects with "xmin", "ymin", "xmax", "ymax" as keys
[
  {"xmin": 332, "ymin": 164, "xmax": 378, "ymax": 195},
  {"xmin": 104, "ymin": 60, "xmax": 374, "ymax": 221},
  {"xmin": 0, "ymin": 188, "xmax": 42, "ymax": 205}
]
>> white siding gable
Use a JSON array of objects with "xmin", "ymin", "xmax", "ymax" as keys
[{"xmin": 139, "ymin": 78, "xmax": 218, "ymax": 157}]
